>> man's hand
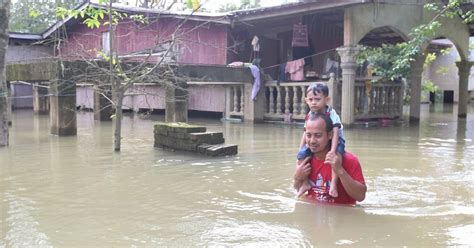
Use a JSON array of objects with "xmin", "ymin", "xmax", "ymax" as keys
[
  {"xmin": 294, "ymin": 157, "xmax": 311, "ymax": 190},
  {"xmin": 324, "ymin": 151, "xmax": 343, "ymax": 176}
]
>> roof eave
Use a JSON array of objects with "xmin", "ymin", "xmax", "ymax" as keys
[{"xmin": 231, "ymin": 0, "xmax": 371, "ymax": 23}]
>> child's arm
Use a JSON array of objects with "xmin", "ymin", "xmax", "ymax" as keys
[
  {"xmin": 299, "ymin": 131, "xmax": 306, "ymax": 148},
  {"xmin": 330, "ymin": 126, "xmax": 340, "ymax": 154}
]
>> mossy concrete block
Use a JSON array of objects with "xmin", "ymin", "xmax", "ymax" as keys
[
  {"xmin": 154, "ymin": 122, "xmax": 206, "ymax": 134},
  {"xmin": 173, "ymin": 126, "xmax": 206, "ymax": 133},
  {"xmin": 7, "ymin": 61, "xmax": 58, "ymax": 81},
  {"xmin": 154, "ymin": 125, "xmax": 169, "ymax": 136},
  {"xmin": 188, "ymin": 132, "xmax": 224, "ymax": 144},
  {"xmin": 170, "ymin": 132, "xmax": 188, "ymax": 139}
]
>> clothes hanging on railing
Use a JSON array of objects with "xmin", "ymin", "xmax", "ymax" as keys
[
  {"xmin": 285, "ymin": 59, "xmax": 305, "ymax": 81},
  {"xmin": 249, "ymin": 65, "xmax": 261, "ymax": 101}
]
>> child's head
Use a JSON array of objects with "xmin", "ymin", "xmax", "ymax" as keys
[{"xmin": 305, "ymin": 83, "xmax": 330, "ymax": 113}]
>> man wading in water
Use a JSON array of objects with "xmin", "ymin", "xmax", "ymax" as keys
[{"xmin": 293, "ymin": 113, "xmax": 367, "ymax": 205}]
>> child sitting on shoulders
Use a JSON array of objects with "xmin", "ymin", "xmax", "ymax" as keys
[{"xmin": 296, "ymin": 83, "xmax": 346, "ymax": 198}]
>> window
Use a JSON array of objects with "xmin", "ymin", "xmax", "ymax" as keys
[{"xmin": 101, "ymin": 31, "xmax": 110, "ymax": 56}]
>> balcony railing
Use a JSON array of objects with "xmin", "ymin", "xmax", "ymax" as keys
[{"xmin": 264, "ymin": 79, "xmax": 404, "ymax": 122}]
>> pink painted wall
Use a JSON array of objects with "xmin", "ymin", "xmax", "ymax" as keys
[
  {"xmin": 76, "ymin": 84, "xmax": 225, "ymax": 112},
  {"xmin": 60, "ymin": 17, "xmax": 228, "ymax": 65}
]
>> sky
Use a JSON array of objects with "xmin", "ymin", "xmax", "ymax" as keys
[
  {"xmin": 199, "ymin": 0, "xmax": 299, "ymax": 11},
  {"xmin": 115, "ymin": 0, "xmax": 299, "ymax": 12}
]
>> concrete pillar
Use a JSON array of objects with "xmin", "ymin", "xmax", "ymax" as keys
[
  {"xmin": 33, "ymin": 83, "xmax": 49, "ymax": 114},
  {"xmin": 409, "ymin": 54, "xmax": 425, "ymax": 121},
  {"xmin": 49, "ymin": 68, "xmax": 77, "ymax": 136},
  {"xmin": 456, "ymin": 61, "xmax": 472, "ymax": 118},
  {"xmin": 243, "ymin": 82, "xmax": 265, "ymax": 123},
  {"xmin": 337, "ymin": 45, "xmax": 360, "ymax": 126},
  {"xmin": 165, "ymin": 80, "xmax": 188, "ymax": 123},
  {"xmin": 94, "ymin": 87, "xmax": 113, "ymax": 121}
]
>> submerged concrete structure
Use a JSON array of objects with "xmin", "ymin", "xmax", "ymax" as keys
[
  {"xmin": 7, "ymin": 61, "xmax": 77, "ymax": 135},
  {"xmin": 154, "ymin": 122, "xmax": 238, "ymax": 156}
]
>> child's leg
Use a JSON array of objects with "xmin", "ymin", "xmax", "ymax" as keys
[
  {"xmin": 297, "ymin": 145, "xmax": 312, "ymax": 160},
  {"xmin": 329, "ymin": 153, "xmax": 342, "ymax": 198}
]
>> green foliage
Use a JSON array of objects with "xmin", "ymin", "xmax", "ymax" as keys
[
  {"xmin": 422, "ymin": 80, "xmax": 440, "ymax": 93},
  {"xmin": 435, "ymin": 66, "xmax": 450, "ymax": 75},
  {"xmin": 440, "ymin": 47, "xmax": 452, "ymax": 55},
  {"xmin": 10, "ymin": 0, "xmax": 79, "ymax": 33},
  {"xmin": 218, "ymin": 0, "xmax": 261, "ymax": 12},
  {"xmin": 424, "ymin": 52, "xmax": 437, "ymax": 68},
  {"xmin": 56, "ymin": 1, "xmax": 147, "ymax": 29},
  {"xmin": 356, "ymin": 44, "xmax": 411, "ymax": 82}
]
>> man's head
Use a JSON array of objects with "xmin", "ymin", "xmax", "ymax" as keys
[
  {"xmin": 305, "ymin": 112, "xmax": 334, "ymax": 157},
  {"xmin": 305, "ymin": 83, "xmax": 330, "ymax": 113}
]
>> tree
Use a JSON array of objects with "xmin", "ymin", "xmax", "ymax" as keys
[
  {"xmin": 218, "ymin": 0, "xmax": 261, "ymax": 12},
  {"xmin": 136, "ymin": 0, "xmax": 182, "ymax": 9},
  {"xmin": 1, "ymin": 0, "xmax": 10, "ymax": 147},
  {"xmin": 57, "ymin": 0, "xmax": 190, "ymax": 151},
  {"xmin": 9, "ymin": 0, "xmax": 81, "ymax": 33}
]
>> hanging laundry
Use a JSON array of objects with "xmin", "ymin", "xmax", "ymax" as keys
[
  {"xmin": 285, "ymin": 59, "xmax": 305, "ymax": 81},
  {"xmin": 291, "ymin": 24, "xmax": 308, "ymax": 47},
  {"xmin": 250, "ymin": 35, "xmax": 260, "ymax": 64},
  {"xmin": 251, "ymin": 36, "xmax": 260, "ymax": 52},
  {"xmin": 249, "ymin": 65, "xmax": 261, "ymax": 101}
]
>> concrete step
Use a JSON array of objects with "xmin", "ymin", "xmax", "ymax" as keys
[
  {"xmin": 188, "ymin": 132, "xmax": 224, "ymax": 145},
  {"xmin": 198, "ymin": 143, "xmax": 238, "ymax": 156}
]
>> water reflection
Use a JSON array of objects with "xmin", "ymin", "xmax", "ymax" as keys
[{"xmin": 1, "ymin": 104, "xmax": 473, "ymax": 246}]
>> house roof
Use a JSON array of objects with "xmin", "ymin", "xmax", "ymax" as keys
[
  {"xmin": 8, "ymin": 0, "xmax": 474, "ymax": 42},
  {"xmin": 228, "ymin": 0, "xmax": 369, "ymax": 23},
  {"xmin": 7, "ymin": 0, "xmax": 370, "ymax": 41}
]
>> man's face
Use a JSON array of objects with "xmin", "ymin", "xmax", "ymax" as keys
[
  {"xmin": 305, "ymin": 118, "xmax": 332, "ymax": 154},
  {"xmin": 305, "ymin": 90, "xmax": 329, "ymax": 113}
]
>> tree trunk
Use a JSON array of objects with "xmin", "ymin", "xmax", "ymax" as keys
[
  {"xmin": 0, "ymin": 1, "xmax": 11, "ymax": 147},
  {"xmin": 108, "ymin": 0, "xmax": 123, "ymax": 151},
  {"xmin": 113, "ymin": 91, "xmax": 123, "ymax": 151}
]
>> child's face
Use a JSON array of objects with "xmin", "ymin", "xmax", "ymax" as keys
[{"xmin": 305, "ymin": 90, "xmax": 329, "ymax": 113}]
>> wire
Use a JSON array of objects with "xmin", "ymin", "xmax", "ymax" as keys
[{"xmin": 261, "ymin": 47, "xmax": 338, "ymax": 70}]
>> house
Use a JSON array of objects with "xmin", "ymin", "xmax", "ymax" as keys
[{"xmin": 6, "ymin": 0, "xmax": 474, "ymax": 136}]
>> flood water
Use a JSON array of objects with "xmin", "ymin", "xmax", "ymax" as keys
[{"xmin": 1, "ymin": 104, "xmax": 473, "ymax": 247}]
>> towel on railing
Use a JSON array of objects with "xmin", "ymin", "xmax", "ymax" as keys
[
  {"xmin": 249, "ymin": 65, "xmax": 261, "ymax": 101},
  {"xmin": 285, "ymin": 59, "xmax": 305, "ymax": 81}
]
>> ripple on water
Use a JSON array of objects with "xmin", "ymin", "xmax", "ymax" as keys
[
  {"xmin": 364, "ymin": 172, "xmax": 474, "ymax": 217},
  {"xmin": 211, "ymin": 191, "xmax": 296, "ymax": 214},
  {"xmin": 4, "ymin": 191, "xmax": 52, "ymax": 248},
  {"xmin": 199, "ymin": 218, "xmax": 310, "ymax": 247},
  {"xmin": 447, "ymin": 224, "xmax": 474, "ymax": 246}
]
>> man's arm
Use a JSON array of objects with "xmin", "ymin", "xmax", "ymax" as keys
[
  {"xmin": 293, "ymin": 157, "xmax": 311, "ymax": 190},
  {"xmin": 325, "ymin": 153, "xmax": 367, "ymax": 202}
]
